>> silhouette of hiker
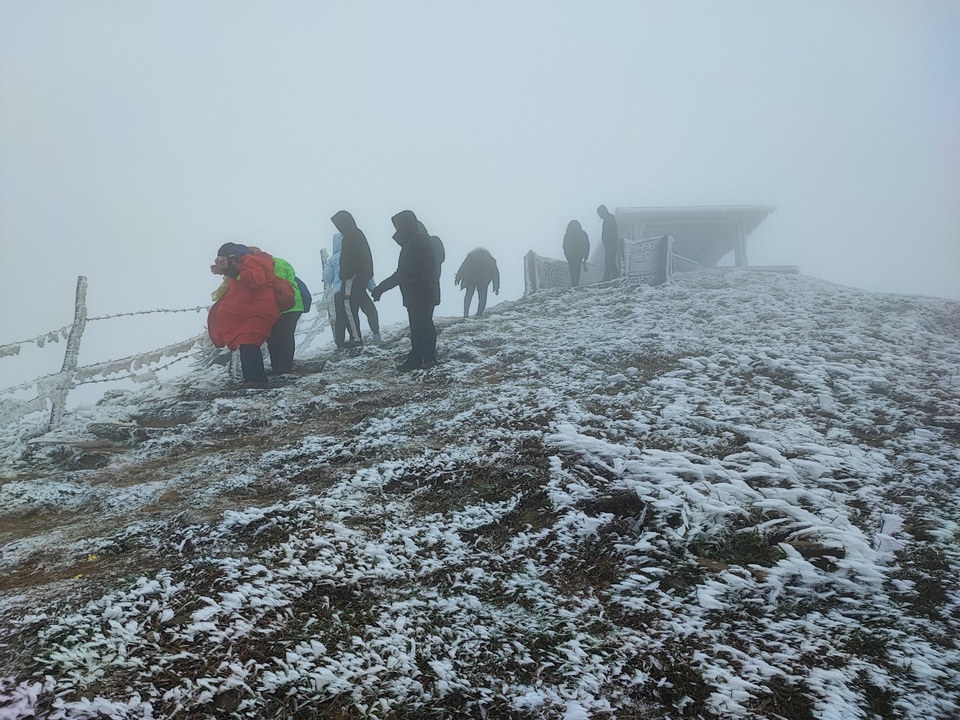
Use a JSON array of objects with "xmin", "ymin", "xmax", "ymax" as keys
[
  {"xmin": 372, "ymin": 210, "xmax": 440, "ymax": 370},
  {"xmin": 597, "ymin": 205, "xmax": 621, "ymax": 281},
  {"xmin": 562, "ymin": 220, "xmax": 590, "ymax": 287},
  {"xmin": 331, "ymin": 210, "xmax": 375, "ymax": 347},
  {"xmin": 455, "ymin": 248, "xmax": 500, "ymax": 318}
]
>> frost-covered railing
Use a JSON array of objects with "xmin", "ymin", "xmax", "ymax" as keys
[
  {"xmin": 524, "ymin": 235, "xmax": 674, "ymax": 293},
  {"xmin": 623, "ymin": 235, "xmax": 674, "ymax": 286},
  {"xmin": 0, "ymin": 263, "xmax": 334, "ymax": 432},
  {"xmin": 0, "ymin": 277, "xmax": 213, "ymax": 432}
]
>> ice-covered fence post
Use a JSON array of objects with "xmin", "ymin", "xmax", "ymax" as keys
[
  {"xmin": 320, "ymin": 247, "xmax": 335, "ymax": 341},
  {"xmin": 524, "ymin": 250, "xmax": 539, "ymax": 294},
  {"xmin": 48, "ymin": 275, "xmax": 88, "ymax": 430}
]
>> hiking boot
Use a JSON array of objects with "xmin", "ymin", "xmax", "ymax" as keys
[
  {"xmin": 343, "ymin": 340, "xmax": 362, "ymax": 349},
  {"xmin": 372, "ymin": 333, "xmax": 382, "ymax": 342},
  {"xmin": 396, "ymin": 360, "xmax": 421, "ymax": 371},
  {"xmin": 421, "ymin": 358, "xmax": 438, "ymax": 368}
]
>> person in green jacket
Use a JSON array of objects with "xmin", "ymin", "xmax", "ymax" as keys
[{"xmin": 253, "ymin": 248, "xmax": 305, "ymax": 375}]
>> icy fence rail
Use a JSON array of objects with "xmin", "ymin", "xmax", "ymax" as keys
[
  {"xmin": 523, "ymin": 235, "xmax": 675, "ymax": 293},
  {"xmin": 0, "ymin": 272, "xmax": 333, "ymax": 432}
]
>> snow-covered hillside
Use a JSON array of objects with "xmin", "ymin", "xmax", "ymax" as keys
[{"xmin": 1, "ymin": 269, "xmax": 959, "ymax": 719}]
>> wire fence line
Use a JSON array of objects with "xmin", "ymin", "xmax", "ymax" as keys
[{"xmin": 1, "ymin": 266, "xmax": 333, "ymax": 432}]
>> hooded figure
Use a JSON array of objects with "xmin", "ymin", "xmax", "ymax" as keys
[
  {"xmin": 455, "ymin": 248, "xmax": 500, "ymax": 318},
  {"xmin": 372, "ymin": 210, "xmax": 439, "ymax": 370},
  {"xmin": 322, "ymin": 233, "xmax": 381, "ymax": 348},
  {"xmin": 207, "ymin": 242, "xmax": 280, "ymax": 387},
  {"xmin": 562, "ymin": 220, "xmax": 590, "ymax": 287},
  {"xmin": 331, "ymin": 210, "xmax": 375, "ymax": 345},
  {"xmin": 597, "ymin": 205, "xmax": 621, "ymax": 281}
]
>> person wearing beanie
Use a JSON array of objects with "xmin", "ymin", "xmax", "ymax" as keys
[
  {"xmin": 371, "ymin": 210, "xmax": 439, "ymax": 370},
  {"xmin": 207, "ymin": 242, "xmax": 280, "ymax": 389}
]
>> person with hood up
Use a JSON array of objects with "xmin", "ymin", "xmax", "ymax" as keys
[
  {"xmin": 562, "ymin": 220, "xmax": 590, "ymax": 287},
  {"xmin": 207, "ymin": 242, "xmax": 280, "ymax": 389},
  {"xmin": 454, "ymin": 248, "xmax": 500, "ymax": 318},
  {"xmin": 372, "ymin": 210, "xmax": 439, "ymax": 370},
  {"xmin": 331, "ymin": 210, "xmax": 375, "ymax": 347},
  {"xmin": 597, "ymin": 205, "xmax": 621, "ymax": 281},
  {"xmin": 322, "ymin": 233, "xmax": 381, "ymax": 348}
]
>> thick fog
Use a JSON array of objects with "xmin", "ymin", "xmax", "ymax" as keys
[{"xmin": 1, "ymin": 1, "xmax": 958, "ymax": 389}]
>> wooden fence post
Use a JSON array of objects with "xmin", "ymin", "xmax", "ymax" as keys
[{"xmin": 48, "ymin": 276, "xmax": 88, "ymax": 430}]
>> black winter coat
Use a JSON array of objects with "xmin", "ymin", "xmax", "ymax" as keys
[
  {"xmin": 600, "ymin": 212, "xmax": 619, "ymax": 247},
  {"xmin": 375, "ymin": 210, "xmax": 439, "ymax": 307},
  {"xmin": 332, "ymin": 210, "xmax": 374, "ymax": 281},
  {"xmin": 455, "ymin": 248, "xmax": 500, "ymax": 292},
  {"xmin": 563, "ymin": 221, "xmax": 590, "ymax": 261}
]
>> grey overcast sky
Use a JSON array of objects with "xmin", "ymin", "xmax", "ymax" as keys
[{"xmin": 1, "ymin": 1, "xmax": 958, "ymax": 357}]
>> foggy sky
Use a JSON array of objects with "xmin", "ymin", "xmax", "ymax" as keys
[{"xmin": 1, "ymin": 1, "xmax": 958, "ymax": 374}]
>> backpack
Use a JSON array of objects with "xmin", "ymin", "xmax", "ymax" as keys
[
  {"xmin": 296, "ymin": 277, "xmax": 312, "ymax": 313},
  {"xmin": 273, "ymin": 276, "xmax": 296, "ymax": 312}
]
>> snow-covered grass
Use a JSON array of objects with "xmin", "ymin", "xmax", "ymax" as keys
[{"xmin": 1, "ymin": 269, "xmax": 959, "ymax": 719}]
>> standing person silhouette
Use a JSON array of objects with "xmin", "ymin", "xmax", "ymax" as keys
[
  {"xmin": 562, "ymin": 220, "xmax": 590, "ymax": 287},
  {"xmin": 597, "ymin": 205, "xmax": 621, "ymax": 281},
  {"xmin": 372, "ymin": 210, "xmax": 439, "ymax": 370},
  {"xmin": 455, "ymin": 248, "xmax": 500, "ymax": 318},
  {"xmin": 331, "ymin": 210, "xmax": 375, "ymax": 347}
]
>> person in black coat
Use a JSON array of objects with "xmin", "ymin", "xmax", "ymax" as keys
[
  {"xmin": 562, "ymin": 220, "xmax": 590, "ymax": 287},
  {"xmin": 597, "ymin": 205, "xmax": 621, "ymax": 281},
  {"xmin": 372, "ymin": 210, "xmax": 439, "ymax": 370},
  {"xmin": 332, "ymin": 210, "xmax": 375, "ymax": 347},
  {"xmin": 455, "ymin": 248, "xmax": 500, "ymax": 318}
]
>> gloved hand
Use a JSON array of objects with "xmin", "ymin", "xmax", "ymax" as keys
[
  {"xmin": 494, "ymin": 288, "xmax": 500, "ymax": 296},
  {"xmin": 372, "ymin": 288, "xmax": 382, "ymax": 302}
]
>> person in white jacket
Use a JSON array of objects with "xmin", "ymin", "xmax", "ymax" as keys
[{"xmin": 322, "ymin": 233, "xmax": 380, "ymax": 348}]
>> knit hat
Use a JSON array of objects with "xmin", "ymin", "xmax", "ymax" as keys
[{"xmin": 217, "ymin": 242, "xmax": 252, "ymax": 258}]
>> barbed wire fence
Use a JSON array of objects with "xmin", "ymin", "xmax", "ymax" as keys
[{"xmin": 1, "ymin": 261, "xmax": 333, "ymax": 434}]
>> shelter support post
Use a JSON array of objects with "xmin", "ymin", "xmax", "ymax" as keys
[
  {"xmin": 48, "ymin": 275, "xmax": 88, "ymax": 430},
  {"xmin": 734, "ymin": 218, "xmax": 748, "ymax": 267}
]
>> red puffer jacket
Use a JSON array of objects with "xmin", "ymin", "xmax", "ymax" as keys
[{"xmin": 207, "ymin": 252, "xmax": 280, "ymax": 350}]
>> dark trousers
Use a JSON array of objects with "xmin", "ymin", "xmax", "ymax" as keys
[
  {"xmin": 603, "ymin": 242, "xmax": 620, "ymax": 281},
  {"xmin": 566, "ymin": 256, "xmax": 583, "ymax": 287},
  {"xmin": 463, "ymin": 283, "xmax": 489, "ymax": 318},
  {"xmin": 334, "ymin": 291, "xmax": 361, "ymax": 347},
  {"xmin": 357, "ymin": 286, "xmax": 380, "ymax": 334},
  {"xmin": 238, "ymin": 344, "xmax": 268, "ymax": 383},
  {"xmin": 267, "ymin": 311, "xmax": 301, "ymax": 371},
  {"xmin": 406, "ymin": 302, "xmax": 437, "ymax": 364},
  {"xmin": 343, "ymin": 275, "xmax": 374, "ymax": 343}
]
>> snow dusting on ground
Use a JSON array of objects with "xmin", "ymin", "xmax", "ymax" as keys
[{"xmin": 1, "ymin": 269, "xmax": 958, "ymax": 719}]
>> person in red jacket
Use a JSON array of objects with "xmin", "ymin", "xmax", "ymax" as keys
[{"xmin": 207, "ymin": 243, "xmax": 280, "ymax": 389}]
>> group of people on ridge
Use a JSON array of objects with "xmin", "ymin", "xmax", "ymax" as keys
[
  {"xmin": 206, "ymin": 209, "xmax": 501, "ymax": 388},
  {"xmin": 563, "ymin": 205, "xmax": 621, "ymax": 287}
]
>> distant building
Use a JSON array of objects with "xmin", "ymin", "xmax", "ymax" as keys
[
  {"xmin": 526, "ymin": 204, "xmax": 795, "ymax": 294},
  {"xmin": 611, "ymin": 205, "xmax": 777, "ymax": 270}
]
